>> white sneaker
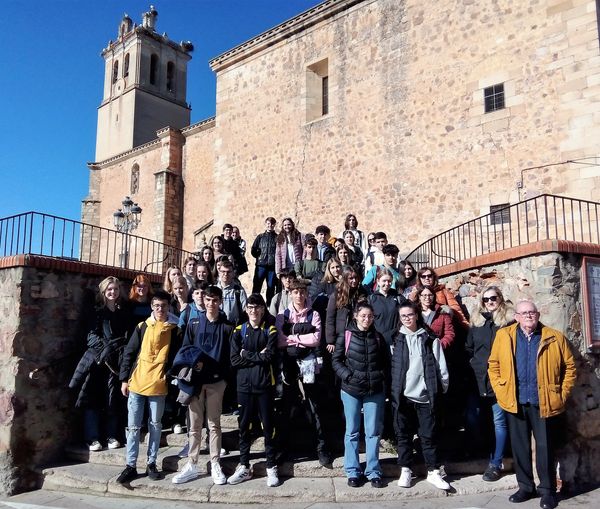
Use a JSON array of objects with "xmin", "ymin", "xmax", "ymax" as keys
[
  {"xmin": 211, "ymin": 461, "xmax": 227, "ymax": 485},
  {"xmin": 173, "ymin": 424, "xmax": 184, "ymax": 434},
  {"xmin": 427, "ymin": 469, "xmax": 450, "ymax": 490},
  {"xmin": 88, "ymin": 441, "xmax": 102, "ymax": 452},
  {"xmin": 266, "ymin": 466, "xmax": 280, "ymax": 487},
  {"xmin": 398, "ymin": 467, "xmax": 413, "ymax": 488},
  {"xmin": 107, "ymin": 438, "xmax": 121, "ymax": 449},
  {"xmin": 172, "ymin": 461, "xmax": 201, "ymax": 484},
  {"xmin": 227, "ymin": 464, "xmax": 252, "ymax": 485}
]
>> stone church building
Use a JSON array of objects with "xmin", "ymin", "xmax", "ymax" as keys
[{"xmin": 83, "ymin": 0, "xmax": 600, "ymax": 259}]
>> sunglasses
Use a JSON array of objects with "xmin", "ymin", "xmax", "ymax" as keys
[
  {"xmin": 420, "ymin": 273, "xmax": 434, "ymax": 279},
  {"xmin": 482, "ymin": 296, "xmax": 498, "ymax": 303},
  {"xmin": 368, "ymin": 238, "xmax": 375, "ymax": 242}
]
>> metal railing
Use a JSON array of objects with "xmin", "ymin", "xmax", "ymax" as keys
[
  {"xmin": 406, "ymin": 194, "xmax": 600, "ymax": 269},
  {"xmin": 0, "ymin": 211, "xmax": 195, "ymax": 276}
]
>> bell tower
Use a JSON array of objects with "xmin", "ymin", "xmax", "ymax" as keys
[{"xmin": 95, "ymin": 6, "xmax": 193, "ymax": 161}]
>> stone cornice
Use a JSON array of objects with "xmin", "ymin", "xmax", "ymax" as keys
[
  {"xmin": 209, "ymin": 0, "xmax": 369, "ymax": 72},
  {"xmin": 87, "ymin": 115, "xmax": 216, "ymax": 169},
  {"xmin": 101, "ymin": 26, "xmax": 192, "ymax": 59},
  {"xmin": 98, "ymin": 85, "xmax": 190, "ymax": 110},
  {"xmin": 87, "ymin": 139, "xmax": 161, "ymax": 169},
  {"xmin": 181, "ymin": 117, "xmax": 216, "ymax": 137}
]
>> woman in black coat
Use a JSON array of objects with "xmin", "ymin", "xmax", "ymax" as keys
[
  {"xmin": 465, "ymin": 286, "xmax": 514, "ymax": 482},
  {"xmin": 70, "ymin": 276, "xmax": 129, "ymax": 451},
  {"xmin": 332, "ymin": 302, "xmax": 389, "ymax": 488}
]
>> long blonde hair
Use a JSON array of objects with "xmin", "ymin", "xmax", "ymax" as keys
[
  {"xmin": 470, "ymin": 285, "xmax": 513, "ymax": 327},
  {"xmin": 98, "ymin": 276, "xmax": 121, "ymax": 306}
]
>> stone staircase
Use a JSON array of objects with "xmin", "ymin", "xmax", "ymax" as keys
[{"xmin": 40, "ymin": 414, "xmax": 518, "ymax": 503}]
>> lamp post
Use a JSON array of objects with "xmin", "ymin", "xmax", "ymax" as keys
[{"xmin": 113, "ymin": 196, "xmax": 142, "ymax": 268}]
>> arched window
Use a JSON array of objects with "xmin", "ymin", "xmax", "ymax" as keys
[
  {"xmin": 131, "ymin": 164, "xmax": 140, "ymax": 195},
  {"xmin": 123, "ymin": 53, "xmax": 130, "ymax": 78},
  {"xmin": 166, "ymin": 61, "xmax": 175, "ymax": 92},
  {"xmin": 112, "ymin": 60, "xmax": 119, "ymax": 84},
  {"xmin": 150, "ymin": 54, "xmax": 159, "ymax": 85}
]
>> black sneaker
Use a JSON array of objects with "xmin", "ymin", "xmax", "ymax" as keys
[
  {"xmin": 482, "ymin": 464, "xmax": 501, "ymax": 482},
  {"xmin": 318, "ymin": 450, "xmax": 332, "ymax": 467},
  {"xmin": 146, "ymin": 462, "xmax": 160, "ymax": 481},
  {"xmin": 116, "ymin": 465, "xmax": 137, "ymax": 484}
]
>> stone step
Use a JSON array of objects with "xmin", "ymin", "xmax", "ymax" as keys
[
  {"xmin": 41, "ymin": 462, "xmax": 519, "ymax": 504},
  {"xmin": 65, "ymin": 441, "xmax": 511, "ymax": 479}
]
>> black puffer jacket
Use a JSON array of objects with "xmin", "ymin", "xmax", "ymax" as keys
[
  {"xmin": 466, "ymin": 313, "xmax": 514, "ymax": 397},
  {"xmin": 332, "ymin": 322, "xmax": 389, "ymax": 397},
  {"xmin": 69, "ymin": 305, "xmax": 129, "ymax": 409},
  {"xmin": 251, "ymin": 231, "xmax": 277, "ymax": 267}
]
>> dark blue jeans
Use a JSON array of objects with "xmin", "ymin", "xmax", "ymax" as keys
[{"xmin": 252, "ymin": 265, "xmax": 277, "ymax": 305}]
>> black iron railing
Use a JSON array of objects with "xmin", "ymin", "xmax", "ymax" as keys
[
  {"xmin": 0, "ymin": 211, "xmax": 195, "ymax": 275},
  {"xmin": 406, "ymin": 194, "xmax": 600, "ymax": 269}
]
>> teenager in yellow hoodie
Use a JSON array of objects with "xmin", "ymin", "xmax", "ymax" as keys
[{"xmin": 116, "ymin": 290, "xmax": 181, "ymax": 484}]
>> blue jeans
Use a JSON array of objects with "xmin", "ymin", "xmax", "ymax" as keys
[
  {"xmin": 340, "ymin": 390, "xmax": 384, "ymax": 480},
  {"xmin": 252, "ymin": 265, "xmax": 277, "ymax": 305},
  {"xmin": 83, "ymin": 408, "xmax": 119, "ymax": 443},
  {"xmin": 491, "ymin": 401, "xmax": 508, "ymax": 468},
  {"xmin": 126, "ymin": 392, "xmax": 165, "ymax": 467},
  {"xmin": 465, "ymin": 394, "xmax": 507, "ymax": 468}
]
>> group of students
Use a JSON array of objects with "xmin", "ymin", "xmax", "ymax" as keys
[{"xmin": 69, "ymin": 214, "xmax": 531, "ymax": 493}]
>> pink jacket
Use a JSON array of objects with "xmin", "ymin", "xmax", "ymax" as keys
[
  {"xmin": 275, "ymin": 303, "xmax": 321, "ymax": 350},
  {"xmin": 275, "ymin": 235, "xmax": 304, "ymax": 275}
]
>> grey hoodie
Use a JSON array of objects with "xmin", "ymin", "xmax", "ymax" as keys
[{"xmin": 400, "ymin": 325, "xmax": 449, "ymax": 403}]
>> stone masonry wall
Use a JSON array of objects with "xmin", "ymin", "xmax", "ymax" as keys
[
  {"xmin": 210, "ymin": 0, "xmax": 600, "ymax": 259},
  {"xmin": 86, "ymin": 0, "xmax": 600, "ymax": 282},
  {"xmin": 439, "ymin": 251, "xmax": 600, "ymax": 485},
  {"xmin": 0, "ymin": 266, "xmax": 132, "ymax": 495},
  {"xmin": 181, "ymin": 121, "xmax": 217, "ymax": 251}
]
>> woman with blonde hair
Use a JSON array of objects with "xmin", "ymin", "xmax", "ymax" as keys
[
  {"xmin": 466, "ymin": 285, "xmax": 514, "ymax": 482},
  {"xmin": 163, "ymin": 265, "xmax": 183, "ymax": 294},
  {"xmin": 69, "ymin": 276, "xmax": 129, "ymax": 451},
  {"xmin": 169, "ymin": 275, "xmax": 189, "ymax": 317}
]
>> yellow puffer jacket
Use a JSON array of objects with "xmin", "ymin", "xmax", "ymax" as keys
[{"xmin": 488, "ymin": 322, "xmax": 576, "ymax": 418}]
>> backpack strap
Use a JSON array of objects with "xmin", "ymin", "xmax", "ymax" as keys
[
  {"xmin": 372, "ymin": 266, "xmax": 380, "ymax": 291},
  {"xmin": 345, "ymin": 329, "xmax": 352, "ymax": 353}
]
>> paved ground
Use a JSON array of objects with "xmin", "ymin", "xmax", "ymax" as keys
[{"xmin": 2, "ymin": 486, "xmax": 599, "ymax": 509}]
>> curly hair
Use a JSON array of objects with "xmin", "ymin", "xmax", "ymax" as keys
[{"xmin": 335, "ymin": 266, "xmax": 367, "ymax": 310}]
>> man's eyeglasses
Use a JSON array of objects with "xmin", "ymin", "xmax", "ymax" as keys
[
  {"xmin": 152, "ymin": 303, "xmax": 168, "ymax": 309},
  {"xmin": 400, "ymin": 313, "xmax": 416, "ymax": 319},
  {"xmin": 420, "ymin": 273, "xmax": 434, "ymax": 279},
  {"xmin": 518, "ymin": 311, "xmax": 538, "ymax": 317},
  {"xmin": 482, "ymin": 296, "xmax": 498, "ymax": 303}
]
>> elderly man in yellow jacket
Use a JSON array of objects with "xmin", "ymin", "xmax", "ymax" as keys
[{"xmin": 488, "ymin": 299, "xmax": 576, "ymax": 509}]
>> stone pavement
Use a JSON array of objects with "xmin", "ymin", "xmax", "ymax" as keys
[{"xmin": 1, "ymin": 485, "xmax": 600, "ymax": 509}]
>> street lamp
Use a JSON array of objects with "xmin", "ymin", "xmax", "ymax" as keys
[{"xmin": 113, "ymin": 196, "xmax": 142, "ymax": 267}]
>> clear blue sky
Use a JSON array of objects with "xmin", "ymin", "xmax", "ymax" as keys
[{"xmin": 0, "ymin": 0, "xmax": 320, "ymax": 221}]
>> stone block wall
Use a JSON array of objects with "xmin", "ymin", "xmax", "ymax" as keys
[
  {"xmin": 0, "ymin": 265, "xmax": 133, "ymax": 495},
  {"xmin": 439, "ymin": 251, "xmax": 600, "ymax": 484}
]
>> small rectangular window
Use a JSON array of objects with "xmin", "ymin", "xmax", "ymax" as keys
[
  {"xmin": 322, "ymin": 76, "xmax": 329, "ymax": 116},
  {"xmin": 490, "ymin": 203, "xmax": 511, "ymax": 225},
  {"xmin": 484, "ymin": 83, "xmax": 505, "ymax": 113},
  {"xmin": 306, "ymin": 58, "xmax": 329, "ymax": 122}
]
